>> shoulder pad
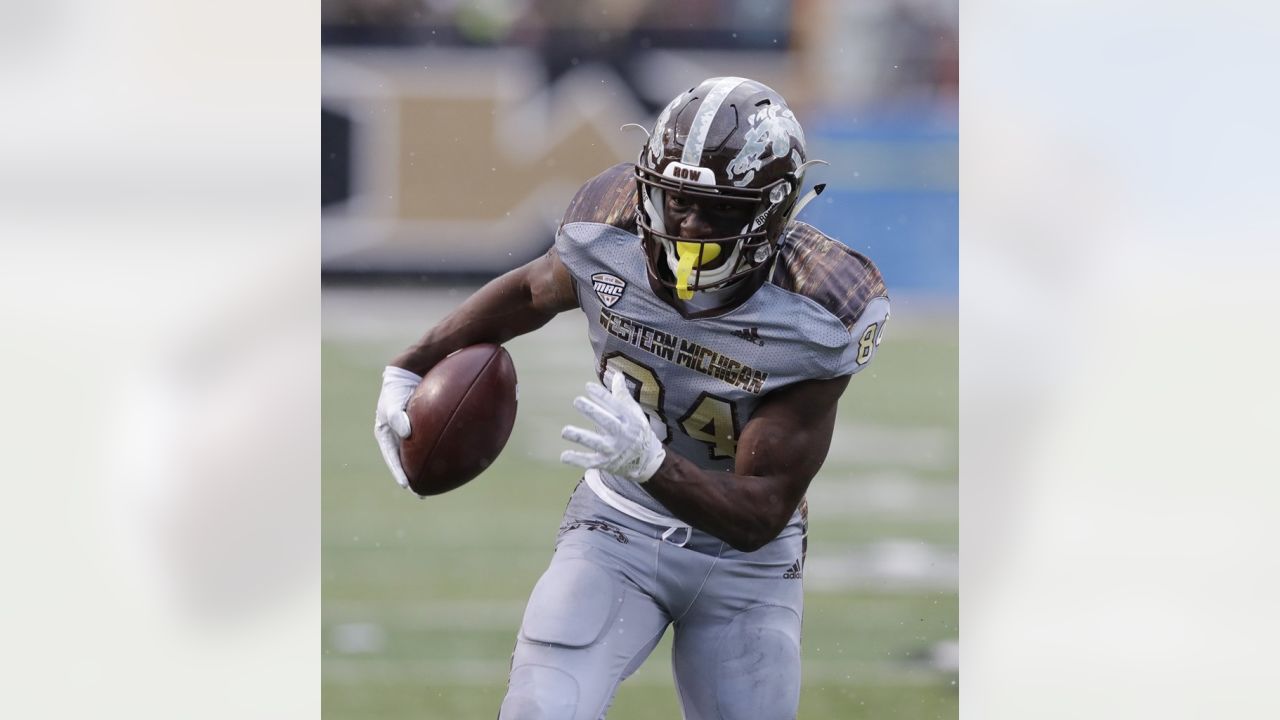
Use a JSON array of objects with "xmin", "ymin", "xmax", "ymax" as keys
[
  {"xmin": 560, "ymin": 163, "xmax": 638, "ymax": 232},
  {"xmin": 770, "ymin": 222, "xmax": 888, "ymax": 332}
]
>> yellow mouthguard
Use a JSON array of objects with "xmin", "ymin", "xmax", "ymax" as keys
[{"xmin": 674, "ymin": 242, "xmax": 722, "ymax": 300}]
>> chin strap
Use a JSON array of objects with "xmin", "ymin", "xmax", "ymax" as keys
[
  {"xmin": 791, "ymin": 183, "xmax": 826, "ymax": 219},
  {"xmin": 788, "ymin": 158, "xmax": 829, "ymax": 220},
  {"xmin": 795, "ymin": 159, "xmax": 829, "ymax": 175},
  {"xmin": 620, "ymin": 123, "xmax": 651, "ymax": 139}
]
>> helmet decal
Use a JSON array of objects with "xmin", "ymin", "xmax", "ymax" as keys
[
  {"xmin": 648, "ymin": 95, "xmax": 681, "ymax": 165},
  {"xmin": 680, "ymin": 76, "xmax": 747, "ymax": 165},
  {"xmin": 726, "ymin": 105, "xmax": 807, "ymax": 188}
]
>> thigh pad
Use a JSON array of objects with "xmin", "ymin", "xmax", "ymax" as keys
[
  {"xmin": 519, "ymin": 555, "xmax": 622, "ymax": 648},
  {"xmin": 716, "ymin": 605, "xmax": 802, "ymax": 720}
]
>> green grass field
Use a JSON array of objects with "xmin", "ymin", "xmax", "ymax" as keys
[{"xmin": 323, "ymin": 286, "xmax": 957, "ymax": 719}]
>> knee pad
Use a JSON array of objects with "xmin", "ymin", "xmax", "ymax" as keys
[
  {"xmin": 501, "ymin": 557, "xmax": 625, "ymax": 720},
  {"xmin": 716, "ymin": 605, "xmax": 802, "ymax": 720},
  {"xmin": 499, "ymin": 664, "xmax": 578, "ymax": 720}
]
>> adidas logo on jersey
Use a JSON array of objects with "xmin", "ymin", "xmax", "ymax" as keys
[
  {"xmin": 591, "ymin": 272, "xmax": 627, "ymax": 308},
  {"xmin": 730, "ymin": 327, "xmax": 765, "ymax": 346},
  {"xmin": 783, "ymin": 559, "xmax": 803, "ymax": 580}
]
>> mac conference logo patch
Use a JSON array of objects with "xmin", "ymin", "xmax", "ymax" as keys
[{"xmin": 591, "ymin": 272, "xmax": 627, "ymax": 308}]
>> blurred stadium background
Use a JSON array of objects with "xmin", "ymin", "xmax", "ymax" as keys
[{"xmin": 322, "ymin": 1, "xmax": 956, "ymax": 717}]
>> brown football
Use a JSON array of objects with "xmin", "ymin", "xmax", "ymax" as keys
[{"xmin": 399, "ymin": 343, "xmax": 518, "ymax": 496}]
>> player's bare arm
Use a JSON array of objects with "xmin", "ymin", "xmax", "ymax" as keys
[
  {"xmin": 642, "ymin": 374, "xmax": 850, "ymax": 552},
  {"xmin": 391, "ymin": 248, "xmax": 578, "ymax": 376}
]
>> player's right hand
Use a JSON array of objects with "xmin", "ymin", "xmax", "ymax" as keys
[{"xmin": 374, "ymin": 366, "xmax": 423, "ymax": 490}]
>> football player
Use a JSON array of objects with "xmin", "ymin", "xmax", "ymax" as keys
[{"xmin": 374, "ymin": 77, "xmax": 889, "ymax": 719}]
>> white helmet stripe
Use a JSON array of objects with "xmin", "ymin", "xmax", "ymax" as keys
[{"xmin": 680, "ymin": 77, "xmax": 747, "ymax": 166}]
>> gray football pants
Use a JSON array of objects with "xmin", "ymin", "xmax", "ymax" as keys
[{"xmin": 499, "ymin": 482, "xmax": 806, "ymax": 720}]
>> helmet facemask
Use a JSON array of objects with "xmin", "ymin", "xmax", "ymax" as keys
[{"xmin": 636, "ymin": 166, "xmax": 798, "ymax": 300}]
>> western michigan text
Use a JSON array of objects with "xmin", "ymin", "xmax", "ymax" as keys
[{"xmin": 598, "ymin": 308, "xmax": 768, "ymax": 394}]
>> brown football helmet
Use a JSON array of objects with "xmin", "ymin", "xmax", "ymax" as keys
[{"xmin": 634, "ymin": 77, "xmax": 825, "ymax": 306}]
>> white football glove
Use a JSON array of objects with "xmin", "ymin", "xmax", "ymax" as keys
[
  {"xmin": 560, "ymin": 371, "xmax": 666, "ymax": 483},
  {"xmin": 374, "ymin": 365, "xmax": 423, "ymax": 491}
]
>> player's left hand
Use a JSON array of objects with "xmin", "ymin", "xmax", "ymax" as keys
[{"xmin": 561, "ymin": 372, "xmax": 666, "ymax": 483}]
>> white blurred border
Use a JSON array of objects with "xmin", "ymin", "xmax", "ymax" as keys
[
  {"xmin": 4, "ymin": 0, "xmax": 1279, "ymax": 717},
  {"xmin": 0, "ymin": 1, "xmax": 317, "ymax": 717},
  {"xmin": 964, "ymin": 1, "xmax": 1280, "ymax": 717}
]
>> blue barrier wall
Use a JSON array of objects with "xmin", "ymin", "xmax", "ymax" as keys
[{"xmin": 798, "ymin": 105, "xmax": 957, "ymax": 295}]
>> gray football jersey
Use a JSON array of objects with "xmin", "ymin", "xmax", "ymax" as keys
[{"xmin": 554, "ymin": 164, "xmax": 889, "ymax": 521}]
